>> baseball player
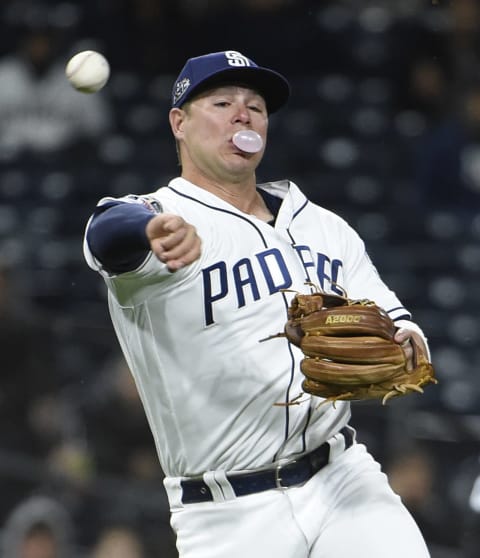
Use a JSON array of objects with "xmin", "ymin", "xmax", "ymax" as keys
[{"xmin": 83, "ymin": 50, "xmax": 431, "ymax": 557}]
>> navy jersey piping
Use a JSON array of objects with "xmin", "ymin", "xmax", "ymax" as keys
[
  {"xmin": 291, "ymin": 198, "xmax": 309, "ymax": 220},
  {"xmin": 168, "ymin": 186, "xmax": 270, "ymax": 248},
  {"xmin": 285, "ymin": 199, "xmax": 311, "ymax": 286},
  {"xmin": 284, "ymin": 198, "xmax": 316, "ymax": 451},
  {"xmin": 389, "ymin": 308, "xmax": 411, "ymax": 320},
  {"xmin": 271, "ymin": 289, "xmax": 301, "ymax": 460}
]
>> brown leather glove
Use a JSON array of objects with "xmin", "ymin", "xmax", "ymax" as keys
[{"xmin": 283, "ymin": 292, "xmax": 437, "ymax": 405}]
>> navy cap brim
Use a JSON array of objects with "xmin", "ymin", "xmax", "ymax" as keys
[{"xmin": 175, "ymin": 66, "xmax": 290, "ymax": 114}]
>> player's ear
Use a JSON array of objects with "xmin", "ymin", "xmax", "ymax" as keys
[{"xmin": 169, "ymin": 107, "xmax": 186, "ymax": 140}]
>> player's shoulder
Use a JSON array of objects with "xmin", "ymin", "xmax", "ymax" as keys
[
  {"xmin": 313, "ymin": 202, "xmax": 361, "ymax": 240},
  {"xmin": 311, "ymin": 200, "xmax": 351, "ymax": 226},
  {"xmin": 279, "ymin": 179, "xmax": 355, "ymax": 226},
  {"xmin": 95, "ymin": 186, "xmax": 170, "ymax": 212}
]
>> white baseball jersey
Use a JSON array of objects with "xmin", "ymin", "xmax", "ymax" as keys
[{"xmin": 83, "ymin": 178, "xmax": 412, "ymax": 479}]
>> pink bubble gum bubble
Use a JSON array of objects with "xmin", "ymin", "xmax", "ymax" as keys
[{"xmin": 232, "ymin": 130, "xmax": 263, "ymax": 153}]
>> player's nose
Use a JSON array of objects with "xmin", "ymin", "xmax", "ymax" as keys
[{"xmin": 231, "ymin": 104, "xmax": 251, "ymax": 124}]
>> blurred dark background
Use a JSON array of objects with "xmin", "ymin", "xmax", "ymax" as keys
[{"xmin": 0, "ymin": 0, "xmax": 479, "ymax": 557}]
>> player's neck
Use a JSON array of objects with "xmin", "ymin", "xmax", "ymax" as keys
[{"xmin": 182, "ymin": 171, "xmax": 272, "ymax": 222}]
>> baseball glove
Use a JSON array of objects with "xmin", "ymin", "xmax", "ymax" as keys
[{"xmin": 279, "ymin": 290, "xmax": 437, "ymax": 405}]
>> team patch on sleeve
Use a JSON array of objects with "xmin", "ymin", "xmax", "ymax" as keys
[
  {"xmin": 124, "ymin": 195, "xmax": 163, "ymax": 214},
  {"xmin": 96, "ymin": 194, "xmax": 163, "ymax": 214}
]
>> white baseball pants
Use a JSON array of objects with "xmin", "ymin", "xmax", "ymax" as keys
[{"xmin": 165, "ymin": 443, "xmax": 430, "ymax": 558}]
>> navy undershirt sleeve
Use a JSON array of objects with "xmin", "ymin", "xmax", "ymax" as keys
[{"xmin": 87, "ymin": 202, "xmax": 156, "ymax": 273}]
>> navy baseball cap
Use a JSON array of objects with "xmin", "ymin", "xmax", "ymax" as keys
[{"xmin": 171, "ymin": 50, "xmax": 290, "ymax": 114}]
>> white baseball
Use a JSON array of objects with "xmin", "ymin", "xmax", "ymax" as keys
[{"xmin": 65, "ymin": 50, "xmax": 110, "ymax": 93}]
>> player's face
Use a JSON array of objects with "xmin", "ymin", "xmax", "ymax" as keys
[{"xmin": 170, "ymin": 85, "xmax": 268, "ymax": 184}]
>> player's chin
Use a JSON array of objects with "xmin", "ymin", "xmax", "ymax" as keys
[{"xmin": 224, "ymin": 156, "xmax": 254, "ymax": 173}]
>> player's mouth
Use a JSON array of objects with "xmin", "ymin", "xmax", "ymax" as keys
[
  {"xmin": 230, "ymin": 141, "xmax": 252, "ymax": 158},
  {"xmin": 231, "ymin": 130, "xmax": 263, "ymax": 154}
]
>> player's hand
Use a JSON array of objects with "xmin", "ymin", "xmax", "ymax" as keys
[
  {"xmin": 145, "ymin": 213, "xmax": 201, "ymax": 272},
  {"xmin": 394, "ymin": 328, "xmax": 426, "ymax": 371}
]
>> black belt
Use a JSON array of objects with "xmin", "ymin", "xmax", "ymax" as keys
[{"xmin": 180, "ymin": 426, "xmax": 354, "ymax": 504}]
